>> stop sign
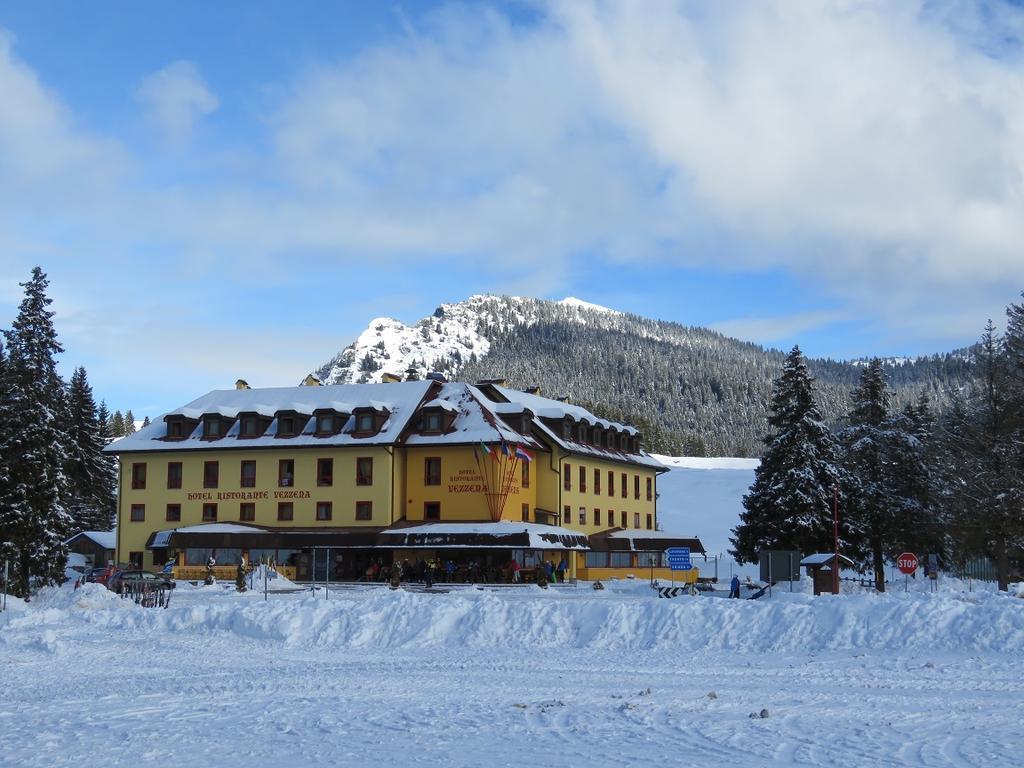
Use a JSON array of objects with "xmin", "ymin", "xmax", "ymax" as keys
[{"xmin": 897, "ymin": 552, "xmax": 919, "ymax": 575}]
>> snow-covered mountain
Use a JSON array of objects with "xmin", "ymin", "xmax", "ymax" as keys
[
  {"xmin": 313, "ymin": 295, "xmax": 975, "ymax": 456},
  {"xmin": 316, "ymin": 295, "xmax": 622, "ymax": 386}
]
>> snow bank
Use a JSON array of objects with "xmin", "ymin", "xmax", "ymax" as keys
[{"xmin": 9, "ymin": 586, "xmax": 1024, "ymax": 655}]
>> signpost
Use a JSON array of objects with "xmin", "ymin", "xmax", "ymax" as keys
[
  {"xmin": 897, "ymin": 552, "xmax": 918, "ymax": 592},
  {"xmin": 665, "ymin": 547, "xmax": 692, "ymax": 590}
]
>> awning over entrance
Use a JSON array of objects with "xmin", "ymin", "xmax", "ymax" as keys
[
  {"xmin": 378, "ymin": 521, "xmax": 590, "ymax": 550},
  {"xmin": 590, "ymin": 529, "xmax": 706, "ymax": 554},
  {"xmin": 145, "ymin": 523, "xmax": 382, "ymax": 550},
  {"xmin": 145, "ymin": 521, "xmax": 589, "ymax": 552}
]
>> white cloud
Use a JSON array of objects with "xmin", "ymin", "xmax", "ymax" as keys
[
  {"xmin": 711, "ymin": 310, "xmax": 852, "ymax": 344},
  {"xmin": 137, "ymin": 60, "xmax": 219, "ymax": 148}
]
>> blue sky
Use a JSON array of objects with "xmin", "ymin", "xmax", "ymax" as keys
[{"xmin": 1, "ymin": 1, "xmax": 1023, "ymax": 418}]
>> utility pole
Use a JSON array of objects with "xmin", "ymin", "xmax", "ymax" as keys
[{"xmin": 832, "ymin": 483, "xmax": 840, "ymax": 595}]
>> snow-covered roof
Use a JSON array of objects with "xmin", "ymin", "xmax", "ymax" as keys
[
  {"xmin": 489, "ymin": 385, "xmax": 663, "ymax": 469},
  {"xmin": 66, "ymin": 530, "xmax": 116, "ymax": 550},
  {"xmin": 801, "ymin": 553, "xmax": 856, "ymax": 567},
  {"xmin": 404, "ymin": 383, "xmax": 541, "ymax": 449},
  {"xmin": 379, "ymin": 521, "xmax": 590, "ymax": 550},
  {"xmin": 106, "ymin": 381, "xmax": 434, "ymax": 453}
]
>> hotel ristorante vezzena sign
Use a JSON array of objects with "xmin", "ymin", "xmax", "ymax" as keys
[
  {"xmin": 186, "ymin": 489, "xmax": 312, "ymax": 501},
  {"xmin": 447, "ymin": 468, "xmax": 520, "ymax": 495}
]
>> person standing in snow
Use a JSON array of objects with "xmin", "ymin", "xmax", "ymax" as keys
[
  {"xmin": 510, "ymin": 557, "xmax": 521, "ymax": 583},
  {"xmin": 729, "ymin": 574, "xmax": 740, "ymax": 598},
  {"xmin": 205, "ymin": 553, "xmax": 216, "ymax": 586},
  {"xmin": 545, "ymin": 560, "xmax": 555, "ymax": 583},
  {"xmin": 556, "ymin": 558, "xmax": 568, "ymax": 583}
]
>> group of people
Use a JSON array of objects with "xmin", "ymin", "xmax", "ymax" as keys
[{"xmin": 507, "ymin": 557, "xmax": 569, "ymax": 584}]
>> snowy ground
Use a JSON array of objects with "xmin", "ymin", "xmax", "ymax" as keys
[{"xmin": 2, "ymin": 579, "xmax": 1022, "ymax": 767}]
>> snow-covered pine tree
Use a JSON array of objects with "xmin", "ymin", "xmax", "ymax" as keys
[
  {"xmin": 95, "ymin": 400, "xmax": 117, "ymax": 529},
  {"xmin": 66, "ymin": 367, "xmax": 116, "ymax": 533},
  {"xmin": 124, "ymin": 410, "xmax": 136, "ymax": 434},
  {"xmin": 731, "ymin": 346, "xmax": 859, "ymax": 564},
  {"xmin": 840, "ymin": 359, "xmax": 893, "ymax": 591},
  {"xmin": 939, "ymin": 320, "xmax": 1023, "ymax": 590},
  {"xmin": 0, "ymin": 339, "xmax": 17, "ymax": 576},
  {"xmin": 0, "ymin": 267, "xmax": 74, "ymax": 595},
  {"xmin": 111, "ymin": 410, "xmax": 125, "ymax": 437},
  {"xmin": 141, "ymin": 416, "xmax": 150, "ymax": 428},
  {"xmin": 97, "ymin": 400, "xmax": 112, "ymax": 441}
]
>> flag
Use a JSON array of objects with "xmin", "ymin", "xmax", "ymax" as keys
[
  {"xmin": 501, "ymin": 440, "xmax": 510, "ymax": 456},
  {"xmin": 515, "ymin": 445, "xmax": 533, "ymax": 463},
  {"xmin": 480, "ymin": 441, "xmax": 492, "ymax": 456}
]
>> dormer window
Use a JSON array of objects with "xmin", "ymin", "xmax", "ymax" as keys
[
  {"xmin": 275, "ymin": 411, "xmax": 308, "ymax": 438},
  {"xmin": 424, "ymin": 412, "xmax": 443, "ymax": 432},
  {"xmin": 163, "ymin": 415, "xmax": 197, "ymax": 441},
  {"xmin": 314, "ymin": 410, "xmax": 345, "ymax": 437},
  {"xmin": 201, "ymin": 416, "xmax": 231, "ymax": 441},
  {"xmin": 356, "ymin": 412, "xmax": 375, "ymax": 432}
]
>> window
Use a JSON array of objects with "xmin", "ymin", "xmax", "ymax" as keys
[
  {"xmin": 646, "ymin": 477, "xmax": 653, "ymax": 501},
  {"xmin": 316, "ymin": 501, "xmax": 332, "ymax": 521},
  {"xmin": 130, "ymin": 504, "xmax": 145, "ymax": 522},
  {"xmin": 277, "ymin": 502, "xmax": 293, "ymax": 521},
  {"xmin": 239, "ymin": 415, "xmax": 260, "ymax": 438},
  {"xmin": 166, "ymin": 504, "xmax": 181, "ymax": 522},
  {"xmin": 278, "ymin": 415, "xmax": 295, "ymax": 437},
  {"xmin": 423, "ymin": 411, "xmax": 443, "ymax": 432},
  {"xmin": 563, "ymin": 505, "xmax": 571, "ymax": 524},
  {"xmin": 317, "ymin": 458, "xmax": 333, "ymax": 487},
  {"xmin": 634, "ymin": 475, "xmax": 640, "ymax": 500},
  {"xmin": 203, "ymin": 503, "xmax": 218, "ymax": 522},
  {"xmin": 279, "ymin": 459, "xmax": 294, "ymax": 487},
  {"xmin": 620, "ymin": 510, "xmax": 627, "ymax": 528},
  {"xmin": 203, "ymin": 418, "xmax": 222, "ymax": 439},
  {"xmin": 424, "ymin": 457, "xmax": 441, "ymax": 486},
  {"xmin": 522, "ymin": 503, "xmax": 530, "ymax": 522},
  {"xmin": 240, "ymin": 460, "xmax": 256, "ymax": 488},
  {"xmin": 594, "ymin": 468, "xmax": 601, "ymax": 495},
  {"xmin": 203, "ymin": 461, "xmax": 219, "ymax": 489},
  {"xmin": 521, "ymin": 461, "xmax": 529, "ymax": 489},
  {"xmin": 316, "ymin": 413, "xmax": 335, "ymax": 435},
  {"xmin": 356, "ymin": 457, "xmax": 373, "ymax": 485},
  {"xmin": 356, "ymin": 501, "xmax": 373, "ymax": 521},
  {"xmin": 424, "ymin": 501, "xmax": 440, "ymax": 520},
  {"xmin": 634, "ymin": 512, "xmax": 641, "ymax": 529},
  {"xmin": 608, "ymin": 470, "xmax": 614, "ymax": 497},
  {"xmin": 356, "ymin": 412, "xmax": 375, "ymax": 433},
  {"xmin": 594, "ymin": 508, "xmax": 601, "ymax": 527},
  {"xmin": 579, "ymin": 465, "xmax": 587, "ymax": 493},
  {"xmin": 167, "ymin": 420, "xmax": 185, "ymax": 439},
  {"xmin": 578, "ymin": 506, "xmax": 586, "ymax": 525},
  {"xmin": 563, "ymin": 463, "xmax": 571, "ymax": 491},
  {"xmin": 585, "ymin": 552, "xmax": 608, "ymax": 568},
  {"xmin": 166, "ymin": 462, "xmax": 182, "ymax": 489},
  {"xmin": 240, "ymin": 503, "xmax": 255, "ymax": 522},
  {"xmin": 610, "ymin": 552, "xmax": 632, "ymax": 568},
  {"xmin": 646, "ymin": 513, "xmax": 653, "ymax": 530},
  {"xmin": 129, "ymin": 551, "xmax": 143, "ymax": 569},
  {"xmin": 131, "ymin": 462, "xmax": 147, "ymax": 490},
  {"xmin": 621, "ymin": 473, "xmax": 628, "ymax": 498}
]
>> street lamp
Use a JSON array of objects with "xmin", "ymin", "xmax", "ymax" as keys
[{"xmin": 832, "ymin": 483, "xmax": 840, "ymax": 595}]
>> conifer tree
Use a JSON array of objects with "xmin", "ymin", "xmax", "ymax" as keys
[
  {"xmin": 65, "ymin": 367, "xmax": 116, "ymax": 533},
  {"xmin": 97, "ymin": 400, "xmax": 112, "ymax": 441},
  {"xmin": 141, "ymin": 416, "xmax": 150, "ymax": 428},
  {"xmin": 0, "ymin": 267, "xmax": 73, "ymax": 594},
  {"xmin": 731, "ymin": 346, "xmax": 859, "ymax": 564},
  {"xmin": 124, "ymin": 410, "xmax": 136, "ymax": 434},
  {"xmin": 939, "ymin": 320, "xmax": 1024, "ymax": 590},
  {"xmin": 111, "ymin": 410, "xmax": 125, "ymax": 437}
]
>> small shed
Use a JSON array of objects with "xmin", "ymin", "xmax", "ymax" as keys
[
  {"xmin": 66, "ymin": 531, "xmax": 117, "ymax": 568},
  {"xmin": 800, "ymin": 553, "xmax": 855, "ymax": 595}
]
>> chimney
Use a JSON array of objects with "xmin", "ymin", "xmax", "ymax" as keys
[
  {"xmin": 524, "ymin": 386, "xmax": 540, "ymax": 396},
  {"xmin": 302, "ymin": 374, "xmax": 322, "ymax": 387},
  {"xmin": 381, "ymin": 372, "xmax": 402, "ymax": 384},
  {"xmin": 235, "ymin": 379, "xmax": 250, "ymax": 390}
]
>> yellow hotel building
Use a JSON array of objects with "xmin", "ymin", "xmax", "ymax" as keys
[{"xmin": 106, "ymin": 378, "xmax": 703, "ymax": 583}]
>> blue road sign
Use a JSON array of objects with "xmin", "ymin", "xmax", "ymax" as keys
[{"xmin": 665, "ymin": 547, "xmax": 692, "ymax": 571}]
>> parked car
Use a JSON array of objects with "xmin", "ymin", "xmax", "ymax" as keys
[
  {"xmin": 83, "ymin": 567, "xmax": 111, "ymax": 585},
  {"xmin": 107, "ymin": 570, "xmax": 175, "ymax": 592}
]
